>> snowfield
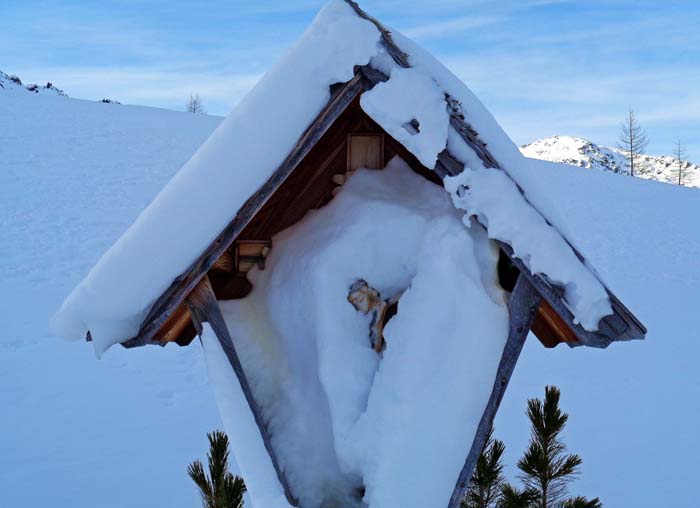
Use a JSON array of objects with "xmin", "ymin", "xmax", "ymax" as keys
[{"xmin": 1, "ymin": 78, "xmax": 223, "ymax": 508}]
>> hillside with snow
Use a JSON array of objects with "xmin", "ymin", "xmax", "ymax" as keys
[
  {"xmin": 1, "ymin": 70, "xmax": 698, "ymax": 508},
  {"xmin": 521, "ymin": 135, "xmax": 700, "ymax": 188},
  {"xmin": 0, "ymin": 72, "xmax": 224, "ymax": 508}
]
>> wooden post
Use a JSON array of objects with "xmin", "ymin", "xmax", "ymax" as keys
[
  {"xmin": 187, "ymin": 276, "xmax": 298, "ymax": 506},
  {"xmin": 446, "ymin": 275, "xmax": 541, "ymax": 508}
]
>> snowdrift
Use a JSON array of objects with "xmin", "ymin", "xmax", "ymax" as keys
[{"xmin": 204, "ymin": 158, "xmax": 508, "ymax": 508}]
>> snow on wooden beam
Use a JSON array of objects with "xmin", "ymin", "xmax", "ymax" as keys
[
  {"xmin": 187, "ymin": 275, "xmax": 299, "ymax": 506},
  {"xmin": 123, "ymin": 74, "xmax": 366, "ymax": 349},
  {"xmin": 446, "ymin": 275, "xmax": 541, "ymax": 508},
  {"xmin": 498, "ymin": 242, "xmax": 645, "ymax": 347},
  {"xmin": 352, "ymin": 12, "xmax": 645, "ymax": 344}
]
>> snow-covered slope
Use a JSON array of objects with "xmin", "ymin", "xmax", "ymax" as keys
[
  {"xmin": 0, "ymin": 81, "xmax": 223, "ymax": 508},
  {"xmin": 1, "ymin": 64, "xmax": 698, "ymax": 508},
  {"xmin": 521, "ymin": 135, "xmax": 700, "ymax": 188}
]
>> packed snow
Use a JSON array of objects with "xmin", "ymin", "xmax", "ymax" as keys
[
  {"xmin": 210, "ymin": 157, "xmax": 508, "ymax": 508},
  {"xmin": 360, "ymin": 67, "xmax": 449, "ymax": 168},
  {"xmin": 522, "ymin": 135, "xmax": 700, "ymax": 188}
]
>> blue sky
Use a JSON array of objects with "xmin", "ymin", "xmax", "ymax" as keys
[{"xmin": 2, "ymin": 0, "xmax": 699, "ymax": 160}]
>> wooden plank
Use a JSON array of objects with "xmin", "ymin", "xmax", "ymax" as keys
[
  {"xmin": 152, "ymin": 303, "xmax": 192, "ymax": 344},
  {"xmin": 498, "ymin": 242, "xmax": 614, "ymax": 348},
  {"xmin": 343, "ymin": 1, "xmax": 410, "ymax": 68},
  {"xmin": 347, "ymin": 133, "xmax": 384, "ymax": 171},
  {"xmin": 446, "ymin": 275, "xmax": 541, "ymax": 508},
  {"xmin": 531, "ymin": 299, "xmax": 580, "ymax": 348},
  {"xmin": 122, "ymin": 75, "xmax": 365, "ymax": 349},
  {"xmin": 187, "ymin": 276, "xmax": 298, "ymax": 506}
]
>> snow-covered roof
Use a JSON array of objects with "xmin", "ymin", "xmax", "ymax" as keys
[{"xmin": 52, "ymin": 0, "xmax": 644, "ymax": 356}]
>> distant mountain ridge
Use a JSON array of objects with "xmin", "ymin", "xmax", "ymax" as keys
[
  {"xmin": 0, "ymin": 70, "xmax": 67, "ymax": 97},
  {"xmin": 521, "ymin": 135, "xmax": 700, "ymax": 188}
]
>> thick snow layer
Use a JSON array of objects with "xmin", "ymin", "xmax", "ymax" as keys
[
  {"xmin": 54, "ymin": 0, "xmax": 614, "ymax": 353},
  {"xmin": 51, "ymin": 0, "xmax": 382, "ymax": 355},
  {"xmin": 358, "ymin": 29, "xmax": 612, "ymax": 331},
  {"xmin": 213, "ymin": 158, "xmax": 508, "ymax": 508},
  {"xmin": 360, "ymin": 67, "xmax": 449, "ymax": 168},
  {"xmin": 443, "ymin": 159, "xmax": 611, "ymax": 330}
]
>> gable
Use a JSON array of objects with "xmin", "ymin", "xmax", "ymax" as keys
[
  {"xmin": 53, "ymin": 0, "xmax": 644, "ymax": 358},
  {"xmin": 121, "ymin": 71, "xmax": 632, "ymax": 352}
]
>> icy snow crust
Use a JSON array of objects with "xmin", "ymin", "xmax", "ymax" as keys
[{"xmin": 211, "ymin": 158, "xmax": 508, "ymax": 508}]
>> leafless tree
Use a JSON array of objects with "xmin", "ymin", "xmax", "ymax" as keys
[
  {"xmin": 672, "ymin": 140, "xmax": 688, "ymax": 186},
  {"xmin": 187, "ymin": 93, "xmax": 205, "ymax": 114},
  {"xmin": 617, "ymin": 107, "xmax": 648, "ymax": 176}
]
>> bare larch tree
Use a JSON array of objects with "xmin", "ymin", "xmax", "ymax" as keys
[
  {"xmin": 187, "ymin": 93, "xmax": 206, "ymax": 114},
  {"xmin": 672, "ymin": 140, "xmax": 688, "ymax": 186},
  {"xmin": 617, "ymin": 107, "xmax": 648, "ymax": 176}
]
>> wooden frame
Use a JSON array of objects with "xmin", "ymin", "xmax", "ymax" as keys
[
  {"xmin": 122, "ymin": 73, "xmax": 368, "ymax": 349},
  {"xmin": 187, "ymin": 275, "xmax": 298, "ymax": 506},
  {"xmin": 110, "ymin": 10, "xmax": 646, "ymax": 502},
  {"xmin": 346, "ymin": 133, "xmax": 384, "ymax": 171},
  {"xmin": 447, "ymin": 275, "xmax": 541, "ymax": 508},
  {"xmin": 234, "ymin": 240, "xmax": 271, "ymax": 274}
]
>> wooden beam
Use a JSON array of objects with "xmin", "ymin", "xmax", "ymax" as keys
[
  {"xmin": 152, "ymin": 303, "xmax": 192, "ymax": 344},
  {"xmin": 498, "ymin": 242, "xmax": 617, "ymax": 348},
  {"xmin": 186, "ymin": 276, "xmax": 298, "ymax": 507},
  {"xmin": 343, "ymin": 1, "xmax": 410, "ymax": 68},
  {"xmin": 446, "ymin": 275, "xmax": 541, "ymax": 508},
  {"xmin": 122, "ymin": 74, "xmax": 365, "ymax": 349}
]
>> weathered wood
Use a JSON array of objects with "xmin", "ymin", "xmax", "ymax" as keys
[
  {"xmin": 152, "ymin": 303, "xmax": 192, "ymax": 344},
  {"xmin": 532, "ymin": 299, "xmax": 580, "ymax": 348},
  {"xmin": 498, "ymin": 242, "xmax": 644, "ymax": 348},
  {"xmin": 446, "ymin": 275, "xmax": 541, "ymax": 508},
  {"xmin": 343, "ymin": 1, "xmax": 410, "ymax": 68},
  {"xmin": 122, "ymin": 75, "xmax": 365, "ymax": 349},
  {"xmin": 211, "ymin": 251, "xmax": 235, "ymax": 273},
  {"xmin": 187, "ymin": 276, "xmax": 298, "ymax": 506}
]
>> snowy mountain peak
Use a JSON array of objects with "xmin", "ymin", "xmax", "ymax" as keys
[
  {"xmin": 521, "ymin": 135, "xmax": 700, "ymax": 188},
  {"xmin": 0, "ymin": 70, "xmax": 67, "ymax": 97}
]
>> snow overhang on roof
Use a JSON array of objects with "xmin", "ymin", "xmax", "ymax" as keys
[{"xmin": 52, "ymin": 0, "xmax": 645, "ymax": 357}]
